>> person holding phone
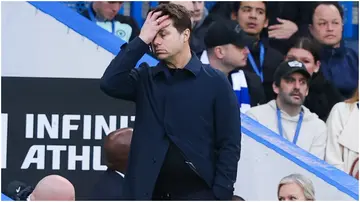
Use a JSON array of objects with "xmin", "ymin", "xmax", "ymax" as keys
[{"xmin": 100, "ymin": 3, "xmax": 241, "ymax": 200}]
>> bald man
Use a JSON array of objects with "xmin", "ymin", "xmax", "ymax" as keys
[
  {"xmin": 29, "ymin": 175, "xmax": 75, "ymax": 201},
  {"xmin": 90, "ymin": 128, "xmax": 133, "ymax": 200}
]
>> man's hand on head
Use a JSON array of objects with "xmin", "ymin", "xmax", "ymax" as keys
[{"xmin": 139, "ymin": 11, "xmax": 172, "ymax": 44}]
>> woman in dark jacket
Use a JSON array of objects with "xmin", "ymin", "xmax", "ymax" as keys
[{"xmin": 285, "ymin": 37, "xmax": 344, "ymax": 121}]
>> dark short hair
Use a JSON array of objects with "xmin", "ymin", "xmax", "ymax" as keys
[
  {"xmin": 290, "ymin": 37, "xmax": 321, "ymax": 62},
  {"xmin": 232, "ymin": 1, "xmax": 268, "ymax": 18},
  {"xmin": 152, "ymin": 3, "xmax": 192, "ymax": 33},
  {"xmin": 311, "ymin": 2, "xmax": 344, "ymax": 24}
]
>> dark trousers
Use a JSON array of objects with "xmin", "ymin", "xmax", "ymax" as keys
[
  {"xmin": 152, "ymin": 142, "xmax": 217, "ymax": 201},
  {"xmin": 152, "ymin": 188, "xmax": 216, "ymax": 200}
]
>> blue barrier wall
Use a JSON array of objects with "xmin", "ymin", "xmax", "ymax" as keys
[
  {"xmin": 1, "ymin": 193, "xmax": 13, "ymax": 201},
  {"xmin": 3, "ymin": 1, "xmax": 358, "ymax": 200}
]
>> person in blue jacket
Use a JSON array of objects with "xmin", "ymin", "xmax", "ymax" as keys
[
  {"xmin": 309, "ymin": 2, "xmax": 359, "ymax": 98},
  {"xmin": 100, "ymin": 3, "xmax": 241, "ymax": 201}
]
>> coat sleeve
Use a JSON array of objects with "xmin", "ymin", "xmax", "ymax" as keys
[
  {"xmin": 325, "ymin": 103, "xmax": 345, "ymax": 171},
  {"xmin": 100, "ymin": 37, "xmax": 150, "ymax": 101},
  {"xmin": 212, "ymin": 73, "xmax": 241, "ymax": 200}
]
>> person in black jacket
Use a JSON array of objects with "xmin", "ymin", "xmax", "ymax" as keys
[
  {"xmin": 100, "ymin": 4, "xmax": 240, "ymax": 200},
  {"xmin": 230, "ymin": 1, "xmax": 284, "ymax": 101},
  {"xmin": 202, "ymin": 19, "xmax": 267, "ymax": 112},
  {"xmin": 81, "ymin": 1, "xmax": 140, "ymax": 43},
  {"xmin": 285, "ymin": 37, "xmax": 344, "ymax": 121},
  {"xmin": 90, "ymin": 128, "xmax": 133, "ymax": 200}
]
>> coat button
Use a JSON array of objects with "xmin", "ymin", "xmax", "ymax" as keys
[
  {"xmin": 152, "ymin": 158, "xmax": 157, "ymax": 164},
  {"xmin": 144, "ymin": 192, "xmax": 149, "ymax": 196}
]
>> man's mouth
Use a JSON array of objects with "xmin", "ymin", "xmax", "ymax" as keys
[
  {"xmin": 155, "ymin": 50, "xmax": 166, "ymax": 54},
  {"xmin": 247, "ymin": 23, "xmax": 257, "ymax": 28},
  {"xmin": 291, "ymin": 94, "xmax": 301, "ymax": 99},
  {"xmin": 325, "ymin": 35, "xmax": 336, "ymax": 38}
]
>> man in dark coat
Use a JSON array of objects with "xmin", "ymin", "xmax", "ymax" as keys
[{"xmin": 100, "ymin": 3, "xmax": 241, "ymax": 201}]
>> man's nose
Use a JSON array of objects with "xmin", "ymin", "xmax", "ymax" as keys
[
  {"xmin": 294, "ymin": 81, "xmax": 301, "ymax": 89},
  {"xmin": 249, "ymin": 10, "xmax": 257, "ymax": 18},
  {"xmin": 153, "ymin": 35, "xmax": 162, "ymax": 45}
]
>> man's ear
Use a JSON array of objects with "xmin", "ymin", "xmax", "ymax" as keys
[
  {"xmin": 231, "ymin": 12, "xmax": 237, "ymax": 20},
  {"xmin": 183, "ymin": 28, "xmax": 191, "ymax": 43},
  {"xmin": 314, "ymin": 60, "xmax": 321, "ymax": 73},
  {"xmin": 273, "ymin": 82, "xmax": 280, "ymax": 95},
  {"xmin": 264, "ymin": 18, "xmax": 269, "ymax": 28},
  {"xmin": 309, "ymin": 24, "xmax": 314, "ymax": 36},
  {"xmin": 214, "ymin": 46, "xmax": 225, "ymax": 59}
]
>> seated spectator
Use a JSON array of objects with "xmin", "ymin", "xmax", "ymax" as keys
[
  {"xmin": 246, "ymin": 60, "xmax": 327, "ymax": 159},
  {"xmin": 29, "ymin": 175, "xmax": 75, "ymax": 201},
  {"xmin": 325, "ymin": 88, "xmax": 359, "ymax": 179},
  {"xmin": 309, "ymin": 2, "xmax": 359, "ymax": 98},
  {"xmin": 204, "ymin": 19, "xmax": 266, "ymax": 112},
  {"xmin": 230, "ymin": 1, "xmax": 284, "ymax": 101},
  {"xmin": 90, "ymin": 128, "xmax": 133, "ymax": 200},
  {"xmin": 265, "ymin": 2, "xmax": 316, "ymax": 55},
  {"xmin": 192, "ymin": 1, "xmax": 208, "ymax": 31},
  {"xmin": 168, "ymin": 1, "xmax": 208, "ymax": 57},
  {"xmin": 285, "ymin": 37, "xmax": 344, "ymax": 121},
  {"xmin": 169, "ymin": 2, "xmax": 195, "ymax": 25},
  {"xmin": 191, "ymin": 1, "xmax": 209, "ymax": 55},
  {"xmin": 81, "ymin": 1, "xmax": 140, "ymax": 43},
  {"xmin": 278, "ymin": 173, "xmax": 315, "ymax": 201}
]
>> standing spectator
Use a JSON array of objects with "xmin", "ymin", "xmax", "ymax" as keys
[
  {"xmin": 81, "ymin": 1, "xmax": 140, "ymax": 43},
  {"xmin": 325, "ymin": 88, "xmax": 359, "ymax": 179},
  {"xmin": 309, "ymin": 2, "xmax": 359, "ymax": 98},
  {"xmin": 203, "ymin": 19, "xmax": 267, "ymax": 112},
  {"xmin": 277, "ymin": 174, "xmax": 315, "ymax": 201},
  {"xmin": 90, "ymin": 128, "xmax": 133, "ymax": 200},
  {"xmin": 100, "ymin": 3, "xmax": 241, "ymax": 200},
  {"xmin": 246, "ymin": 60, "xmax": 327, "ymax": 159},
  {"xmin": 230, "ymin": 1, "xmax": 284, "ymax": 101},
  {"xmin": 285, "ymin": 37, "xmax": 344, "ymax": 121}
]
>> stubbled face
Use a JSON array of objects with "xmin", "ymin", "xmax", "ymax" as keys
[
  {"xmin": 286, "ymin": 48, "xmax": 320, "ymax": 76},
  {"xmin": 232, "ymin": 1, "xmax": 268, "ymax": 36},
  {"xmin": 274, "ymin": 72, "xmax": 309, "ymax": 106},
  {"xmin": 151, "ymin": 20, "xmax": 190, "ymax": 61},
  {"xmin": 310, "ymin": 4, "xmax": 343, "ymax": 47},
  {"xmin": 94, "ymin": 2, "xmax": 123, "ymax": 20},
  {"xmin": 278, "ymin": 183, "xmax": 307, "ymax": 201},
  {"xmin": 221, "ymin": 44, "xmax": 249, "ymax": 68}
]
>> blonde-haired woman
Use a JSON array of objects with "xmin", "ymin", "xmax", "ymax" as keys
[
  {"xmin": 277, "ymin": 174, "xmax": 315, "ymax": 201},
  {"xmin": 325, "ymin": 88, "xmax": 359, "ymax": 179}
]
